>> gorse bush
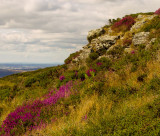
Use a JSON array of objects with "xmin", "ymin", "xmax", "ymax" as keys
[{"xmin": 112, "ymin": 16, "xmax": 135, "ymax": 32}]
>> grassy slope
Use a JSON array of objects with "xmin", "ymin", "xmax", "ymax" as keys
[{"xmin": 0, "ymin": 13, "xmax": 160, "ymax": 136}]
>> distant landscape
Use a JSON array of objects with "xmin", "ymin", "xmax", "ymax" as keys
[{"xmin": 0, "ymin": 63, "xmax": 61, "ymax": 78}]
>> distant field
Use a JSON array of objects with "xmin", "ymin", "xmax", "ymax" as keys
[{"xmin": 0, "ymin": 63, "xmax": 61, "ymax": 78}]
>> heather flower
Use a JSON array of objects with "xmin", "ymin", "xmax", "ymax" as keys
[
  {"xmin": 123, "ymin": 39, "xmax": 132, "ymax": 46},
  {"xmin": 84, "ymin": 114, "xmax": 87, "ymax": 120},
  {"xmin": 86, "ymin": 69, "xmax": 96, "ymax": 77},
  {"xmin": 81, "ymin": 77, "xmax": 85, "ymax": 81},
  {"xmin": 112, "ymin": 16, "xmax": 135, "ymax": 31},
  {"xmin": 131, "ymin": 50, "xmax": 135, "ymax": 54},
  {"xmin": 155, "ymin": 8, "xmax": 160, "ymax": 15},
  {"xmin": 75, "ymin": 71, "xmax": 78, "ymax": 77},
  {"xmin": 81, "ymin": 114, "xmax": 88, "ymax": 121},
  {"xmin": 96, "ymin": 62, "xmax": 102, "ymax": 66},
  {"xmin": 59, "ymin": 75, "xmax": 65, "ymax": 81},
  {"xmin": 1, "ymin": 81, "xmax": 74, "ymax": 136}
]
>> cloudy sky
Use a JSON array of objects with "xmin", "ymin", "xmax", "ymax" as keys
[{"xmin": 0, "ymin": 0, "xmax": 159, "ymax": 64}]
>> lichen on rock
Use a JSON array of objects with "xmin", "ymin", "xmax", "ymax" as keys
[{"xmin": 132, "ymin": 32, "xmax": 150, "ymax": 46}]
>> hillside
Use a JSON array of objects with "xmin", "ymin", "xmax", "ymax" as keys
[{"xmin": 0, "ymin": 9, "xmax": 160, "ymax": 136}]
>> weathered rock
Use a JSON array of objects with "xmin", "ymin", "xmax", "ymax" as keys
[
  {"xmin": 83, "ymin": 44, "xmax": 92, "ymax": 49},
  {"xmin": 91, "ymin": 35, "xmax": 120, "ymax": 52},
  {"xmin": 124, "ymin": 48, "xmax": 134, "ymax": 54},
  {"xmin": 132, "ymin": 32, "xmax": 150, "ymax": 46},
  {"xmin": 130, "ymin": 14, "xmax": 156, "ymax": 32},
  {"xmin": 73, "ymin": 48, "xmax": 91, "ymax": 62},
  {"xmin": 87, "ymin": 28, "xmax": 105, "ymax": 42}
]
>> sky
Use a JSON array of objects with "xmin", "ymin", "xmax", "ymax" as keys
[{"xmin": 0, "ymin": 0, "xmax": 159, "ymax": 64}]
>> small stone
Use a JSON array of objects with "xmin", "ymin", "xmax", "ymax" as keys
[{"xmin": 124, "ymin": 48, "xmax": 134, "ymax": 54}]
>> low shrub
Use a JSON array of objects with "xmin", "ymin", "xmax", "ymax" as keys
[
  {"xmin": 24, "ymin": 77, "xmax": 38, "ymax": 87},
  {"xmin": 59, "ymin": 76, "xmax": 65, "ymax": 81},
  {"xmin": 141, "ymin": 16, "xmax": 160, "ymax": 32},
  {"xmin": 78, "ymin": 71, "xmax": 85, "ymax": 81},
  {"xmin": 137, "ymin": 74, "xmax": 147, "ymax": 82},
  {"xmin": 0, "ymin": 86, "xmax": 11, "ymax": 101},
  {"xmin": 86, "ymin": 69, "xmax": 96, "ymax": 77},
  {"xmin": 123, "ymin": 38, "xmax": 132, "ymax": 47},
  {"xmin": 125, "ymin": 12, "xmax": 153, "ymax": 18},
  {"xmin": 95, "ymin": 57, "xmax": 112, "ymax": 71},
  {"xmin": 0, "ymin": 107, "xmax": 3, "ymax": 116},
  {"xmin": 86, "ymin": 52, "xmax": 99, "ymax": 66},
  {"xmin": 89, "ymin": 52, "xmax": 99, "ymax": 60},
  {"xmin": 108, "ymin": 18, "xmax": 121, "ymax": 25},
  {"xmin": 112, "ymin": 16, "xmax": 135, "ymax": 32},
  {"xmin": 154, "ymin": 8, "xmax": 160, "ymax": 15},
  {"xmin": 107, "ymin": 46, "xmax": 124, "ymax": 58},
  {"xmin": 148, "ymin": 76, "xmax": 160, "ymax": 92}
]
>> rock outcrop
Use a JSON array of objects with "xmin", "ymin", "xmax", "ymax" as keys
[
  {"xmin": 91, "ymin": 35, "xmax": 120, "ymax": 52},
  {"xmin": 132, "ymin": 32, "xmax": 150, "ymax": 46},
  {"xmin": 87, "ymin": 28, "xmax": 105, "ymax": 42},
  {"xmin": 74, "ymin": 48, "xmax": 91, "ymax": 62},
  {"xmin": 71, "ymin": 13, "xmax": 160, "ymax": 65}
]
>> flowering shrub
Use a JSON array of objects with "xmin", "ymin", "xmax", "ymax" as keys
[
  {"xmin": 0, "ymin": 82, "xmax": 73, "ymax": 136},
  {"xmin": 59, "ymin": 76, "xmax": 65, "ymax": 81},
  {"xmin": 81, "ymin": 114, "xmax": 88, "ymax": 121},
  {"xmin": 96, "ymin": 62, "xmax": 102, "ymax": 66},
  {"xmin": 75, "ymin": 71, "xmax": 78, "ymax": 78},
  {"xmin": 131, "ymin": 50, "xmax": 135, "ymax": 54},
  {"xmin": 112, "ymin": 16, "xmax": 135, "ymax": 32},
  {"xmin": 154, "ymin": 8, "xmax": 160, "ymax": 15},
  {"xmin": 86, "ymin": 69, "xmax": 96, "ymax": 77},
  {"xmin": 123, "ymin": 39, "xmax": 132, "ymax": 47}
]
